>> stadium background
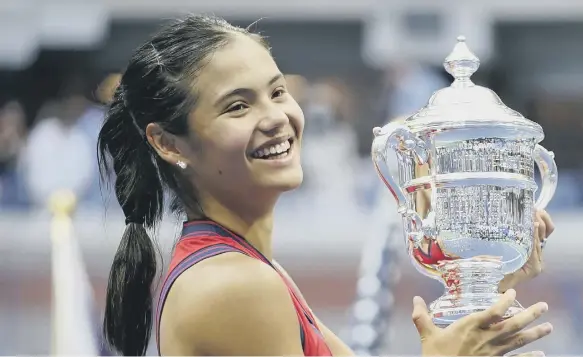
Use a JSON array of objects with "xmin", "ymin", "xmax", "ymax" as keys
[{"xmin": 1, "ymin": 0, "xmax": 583, "ymax": 355}]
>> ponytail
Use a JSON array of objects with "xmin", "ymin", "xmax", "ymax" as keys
[
  {"xmin": 99, "ymin": 91, "xmax": 164, "ymax": 355},
  {"xmin": 103, "ymin": 223, "xmax": 156, "ymax": 355}
]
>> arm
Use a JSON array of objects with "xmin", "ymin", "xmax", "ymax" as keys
[
  {"xmin": 162, "ymin": 253, "xmax": 305, "ymax": 356},
  {"xmin": 312, "ymin": 317, "xmax": 355, "ymax": 356}
]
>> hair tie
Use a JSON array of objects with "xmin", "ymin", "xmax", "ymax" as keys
[
  {"xmin": 125, "ymin": 216, "xmax": 144, "ymax": 226},
  {"xmin": 121, "ymin": 201, "xmax": 145, "ymax": 226}
]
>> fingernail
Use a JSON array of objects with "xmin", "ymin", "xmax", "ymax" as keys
[
  {"xmin": 530, "ymin": 351, "xmax": 546, "ymax": 357},
  {"xmin": 543, "ymin": 322, "xmax": 553, "ymax": 333},
  {"xmin": 413, "ymin": 296, "xmax": 424, "ymax": 304},
  {"xmin": 539, "ymin": 303, "xmax": 549, "ymax": 313},
  {"xmin": 535, "ymin": 222, "xmax": 540, "ymax": 229}
]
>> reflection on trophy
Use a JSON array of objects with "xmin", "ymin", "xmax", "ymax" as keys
[{"xmin": 371, "ymin": 36, "xmax": 558, "ymax": 327}]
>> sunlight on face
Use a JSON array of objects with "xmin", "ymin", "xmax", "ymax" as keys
[{"xmin": 184, "ymin": 33, "xmax": 305, "ymax": 202}]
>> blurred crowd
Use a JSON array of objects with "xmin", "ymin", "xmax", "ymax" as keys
[
  {"xmin": 1, "ymin": 62, "xmax": 582, "ymax": 212},
  {"xmin": 0, "ymin": 74, "xmax": 118, "ymax": 210},
  {"xmin": 2, "ymin": 23, "xmax": 583, "ymax": 355}
]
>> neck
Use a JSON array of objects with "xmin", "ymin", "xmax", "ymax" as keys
[{"xmin": 191, "ymin": 193, "xmax": 278, "ymax": 260}]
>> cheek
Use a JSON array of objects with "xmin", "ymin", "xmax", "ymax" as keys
[
  {"xmin": 203, "ymin": 127, "xmax": 251, "ymax": 164},
  {"xmin": 196, "ymin": 138, "xmax": 249, "ymax": 180},
  {"xmin": 288, "ymin": 102, "xmax": 305, "ymax": 134}
]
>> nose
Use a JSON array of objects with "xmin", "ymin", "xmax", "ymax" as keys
[{"xmin": 257, "ymin": 104, "xmax": 289, "ymax": 134}]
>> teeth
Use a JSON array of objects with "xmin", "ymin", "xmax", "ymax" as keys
[{"xmin": 253, "ymin": 139, "xmax": 291, "ymax": 158}]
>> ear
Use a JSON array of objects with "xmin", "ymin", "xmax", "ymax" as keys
[{"xmin": 145, "ymin": 123, "xmax": 190, "ymax": 167}]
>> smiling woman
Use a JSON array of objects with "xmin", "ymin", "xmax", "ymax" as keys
[
  {"xmin": 98, "ymin": 14, "xmax": 553, "ymax": 357},
  {"xmin": 98, "ymin": 14, "xmax": 318, "ymax": 356}
]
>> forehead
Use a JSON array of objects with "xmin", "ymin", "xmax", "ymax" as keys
[{"xmin": 194, "ymin": 34, "xmax": 280, "ymax": 99}]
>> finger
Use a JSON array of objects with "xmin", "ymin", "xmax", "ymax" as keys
[
  {"xmin": 532, "ymin": 222, "xmax": 542, "ymax": 250},
  {"xmin": 539, "ymin": 210, "xmax": 554, "ymax": 237},
  {"xmin": 411, "ymin": 296, "xmax": 436, "ymax": 339},
  {"xmin": 536, "ymin": 213, "xmax": 547, "ymax": 241},
  {"xmin": 533, "ymin": 221, "xmax": 540, "ymax": 244},
  {"xmin": 490, "ymin": 302, "xmax": 548, "ymax": 338},
  {"xmin": 533, "ymin": 223, "xmax": 543, "ymax": 266},
  {"xmin": 496, "ymin": 322, "xmax": 553, "ymax": 355},
  {"xmin": 469, "ymin": 289, "xmax": 517, "ymax": 328}
]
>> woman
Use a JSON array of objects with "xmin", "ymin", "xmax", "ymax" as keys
[{"xmin": 98, "ymin": 15, "xmax": 554, "ymax": 356}]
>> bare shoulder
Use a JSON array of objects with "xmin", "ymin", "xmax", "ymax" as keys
[{"xmin": 160, "ymin": 252, "xmax": 304, "ymax": 356}]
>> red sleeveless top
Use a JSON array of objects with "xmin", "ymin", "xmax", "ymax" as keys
[{"xmin": 155, "ymin": 220, "xmax": 333, "ymax": 356}]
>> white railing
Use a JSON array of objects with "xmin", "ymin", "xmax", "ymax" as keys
[{"xmin": 1, "ymin": 206, "xmax": 581, "ymax": 275}]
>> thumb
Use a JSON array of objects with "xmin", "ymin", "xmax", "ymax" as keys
[{"xmin": 412, "ymin": 296, "xmax": 436, "ymax": 339}]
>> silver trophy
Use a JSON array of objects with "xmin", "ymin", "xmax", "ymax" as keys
[{"xmin": 371, "ymin": 36, "xmax": 558, "ymax": 327}]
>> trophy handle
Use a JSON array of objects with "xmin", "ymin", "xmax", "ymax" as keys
[
  {"xmin": 372, "ymin": 123, "xmax": 432, "ymax": 245},
  {"xmin": 533, "ymin": 144, "xmax": 558, "ymax": 209}
]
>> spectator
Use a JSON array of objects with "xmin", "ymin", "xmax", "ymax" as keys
[
  {"xmin": 0, "ymin": 101, "xmax": 27, "ymax": 175},
  {"xmin": 73, "ymin": 74, "xmax": 121, "ymax": 206},
  {"xmin": 20, "ymin": 81, "xmax": 94, "ymax": 209},
  {"xmin": 0, "ymin": 101, "xmax": 28, "ymax": 207}
]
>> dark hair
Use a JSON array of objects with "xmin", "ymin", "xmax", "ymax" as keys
[{"xmin": 97, "ymin": 15, "xmax": 269, "ymax": 356}]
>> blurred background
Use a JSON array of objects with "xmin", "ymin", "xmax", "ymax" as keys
[{"xmin": 1, "ymin": 0, "xmax": 583, "ymax": 355}]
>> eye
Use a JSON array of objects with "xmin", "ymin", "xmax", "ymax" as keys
[
  {"xmin": 226, "ymin": 102, "xmax": 248, "ymax": 114},
  {"xmin": 272, "ymin": 87, "xmax": 286, "ymax": 99}
]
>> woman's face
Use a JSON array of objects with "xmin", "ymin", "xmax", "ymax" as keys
[{"xmin": 173, "ymin": 34, "xmax": 305, "ymax": 204}]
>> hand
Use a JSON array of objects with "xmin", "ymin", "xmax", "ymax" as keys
[
  {"xmin": 499, "ymin": 210, "xmax": 555, "ymax": 292},
  {"xmin": 412, "ymin": 289, "xmax": 553, "ymax": 356}
]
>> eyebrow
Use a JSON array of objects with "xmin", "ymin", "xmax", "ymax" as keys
[{"xmin": 214, "ymin": 73, "xmax": 284, "ymax": 107}]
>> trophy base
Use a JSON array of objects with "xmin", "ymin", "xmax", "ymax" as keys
[
  {"xmin": 430, "ymin": 293, "xmax": 525, "ymax": 328},
  {"xmin": 429, "ymin": 258, "xmax": 525, "ymax": 327}
]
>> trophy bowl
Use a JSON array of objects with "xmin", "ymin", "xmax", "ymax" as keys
[{"xmin": 371, "ymin": 36, "xmax": 558, "ymax": 327}]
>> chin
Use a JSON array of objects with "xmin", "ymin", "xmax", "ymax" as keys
[
  {"xmin": 265, "ymin": 168, "xmax": 304, "ymax": 192},
  {"xmin": 279, "ymin": 177, "xmax": 303, "ymax": 192},
  {"xmin": 279, "ymin": 170, "xmax": 304, "ymax": 192}
]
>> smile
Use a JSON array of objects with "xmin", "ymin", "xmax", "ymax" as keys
[{"xmin": 251, "ymin": 138, "xmax": 293, "ymax": 160}]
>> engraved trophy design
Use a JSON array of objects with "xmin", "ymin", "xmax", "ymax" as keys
[{"xmin": 371, "ymin": 36, "xmax": 558, "ymax": 327}]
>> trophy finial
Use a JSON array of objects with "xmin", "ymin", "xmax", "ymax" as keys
[{"xmin": 444, "ymin": 35, "xmax": 480, "ymax": 81}]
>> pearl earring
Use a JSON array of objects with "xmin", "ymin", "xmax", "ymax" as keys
[{"xmin": 177, "ymin": 160, "xmax": 187, "ymax": 169}]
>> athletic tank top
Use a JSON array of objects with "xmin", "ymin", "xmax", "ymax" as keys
[{"xmin": 155, "ymin": 220, "xmax": 333, "ymax": 356}]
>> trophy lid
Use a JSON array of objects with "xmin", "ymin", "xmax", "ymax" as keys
[{"xmin": 405, "ymin": 36, "xmax": 543, "ymax": 140}]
